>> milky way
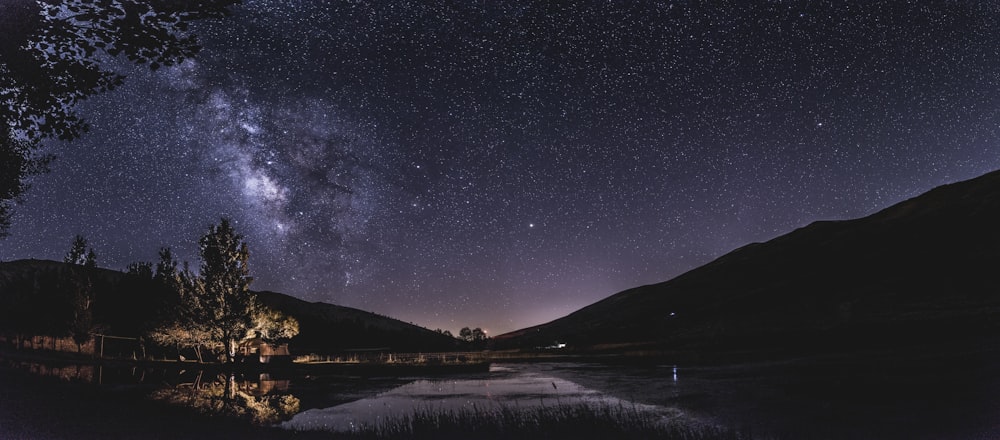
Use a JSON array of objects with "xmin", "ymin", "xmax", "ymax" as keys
[{"xmin": 3, "ymin": 1, "xmax": 1000, "ymax": 334}]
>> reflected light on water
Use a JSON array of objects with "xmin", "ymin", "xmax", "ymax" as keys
[{"xmin": 281, "ymin": 364, "xmax": 684, "ymax": 433}]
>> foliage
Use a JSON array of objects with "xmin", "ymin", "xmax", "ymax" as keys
[
  {"xmin": 0, "ymin": 125, "xmax": 50, "ymax": 238},
  {"xmin": 251, "ymin": 306, "xmax": 299, "ymax": 342},
  {"xmin": 148, "ymin": 258, "xmax": 213, "ymax": 362},
  {"xmin": 0, "ymin": 0, "xmax": 240, "ymax": 236},
  {"xmin": 148, "ymin": 219, "xmax": 295, "ymax": 362},
  {"xmin": 458, "ymin": 327, "xmax": 488, "ymax": 343},
  {"xmin": 198, "ymin": 218, "xmax": 257, "ymax": 361}
]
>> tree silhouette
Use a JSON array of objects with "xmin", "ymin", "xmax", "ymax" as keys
[
  {"xmin": 0, "ymin": 0, "xmax": 240, "ymax": 236},
  {"xmin": 126, "ymin": 261, "xmax": 154, "ymax": 279},
  {"xmin": 63, "ymin": 234, "xmax": 95, "ymax": 350},
  {"xmin": 65, "ymin": 235, "xmax": 87, "ymax": 264},
  {"xmin": 459, "ymin": 327, "xmax": 473, "ymax": 342},
  {"xmin": 471, "ymin": 327, "xmax": 487, "ymax": 342},
  {"xmin": 0, "ymin": 125, "xmax": 50, "ymax": 238},
  {"xmin": 149, "ymin": 260, "xmax": 213, "ymax": 363}
]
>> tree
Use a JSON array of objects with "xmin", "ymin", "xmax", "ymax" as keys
[
  {"xmin": 197, "ymin": 218, "xmax": 256, "ymax": 362},
  {"xmin": 149, "ymin": 224, "xmax": 297, "ymax": 362},
  {"xmin": 154, "ymin": 247, "xmax": 178, "ymax": 284},
  {"xmin": 0, "ymin": 126, "xmax": 50, "ymax": 238},
  {"xmin": 0, "ymin": 0, "xmax": 240, "ymax": 236},
  {"xmin": 67, "ymin": 274, "xmax": 93, "ymax": 352},
  {"xmin": 472, "ymin": 327, "xmax": 487, "ymax": 342},
  {"xmin": 148, "ymin": 259, "xmax": 212, "ymax": 362},
  {"xmin": 63, "ymin": 234, "xmax": 95, "ymax": 350},
  {"xmin": 251, "ymin": 307, "xmax": 299, "ymax": 342},
  {"xmin": 126, "ymin": 261, "xmax": 154, "ymax": 280},
  {"xmin": 64, "ymin": 234, "xmax": 96, "ymax": 266},
  {"xmin": 459, "ymin": 327, "xmax": 473, "ymax": 343}
]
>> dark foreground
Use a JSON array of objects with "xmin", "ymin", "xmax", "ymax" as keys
[
  {"xmin": 0, "ymin": 366, "xmax": 327, "ymax": 440},
  {"xmin": 5, "ymin": 346, "xmax": 1000, "ymax": 439},
  {"xmin": 0, "ymin": 362, "xmax": 736, "ymax": 440}
]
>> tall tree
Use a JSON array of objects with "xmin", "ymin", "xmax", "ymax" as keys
[
  {"xmin": 198, "ymin": 218, "xmax": 256, "ymax": 362},
  {"xmin": 63, "ymin": 234, "xmax": 95, "ymax": 350},
  {"xmin": 154, "ymin": 247, "xmax": 179, "ymax": 284},
  {"xmin": 149, "ymin": 260, "xmax": 213, "ymax": 363},
  {"xmin": 0, "ymin": 0, "xmax": 240, "ymax": 236}
]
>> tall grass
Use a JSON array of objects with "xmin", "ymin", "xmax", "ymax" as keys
[{"xmin": 337, "ymin": 402, "xmax": 754, "ymax": 440}]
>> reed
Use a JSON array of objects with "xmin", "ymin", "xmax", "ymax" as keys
[{"xmin": 340, "ymin": 402, "xmax": 754, "ymax": 440}]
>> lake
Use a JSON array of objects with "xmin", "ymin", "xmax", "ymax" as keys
[
  {"xmin": 282, "ymin": 359, "xmax": 1000, "ymax": 438},
  {"xmin": 6, "ymin": 355, "xmax": 1000, "ymax": 439}
]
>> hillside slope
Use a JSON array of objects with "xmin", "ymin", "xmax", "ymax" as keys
[
  {"xmin": 0, "ymin": 260, "xmax": 456, "ymax": 353},
  {"xmin": 497, "ymin": 170, "xmax": 1000, "ymax": 354}
]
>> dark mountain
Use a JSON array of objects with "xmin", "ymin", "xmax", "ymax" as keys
[
  {"xmin": 497, "ymin": 170, "xmax": 1000, "ymax": 356},
  {"xmin": 254, "ymin": 291, "xmax": 457, "ymax": 352},
  {"xmin": 0, "ymin": 259, "xmax": 456, "ymax": 353}
]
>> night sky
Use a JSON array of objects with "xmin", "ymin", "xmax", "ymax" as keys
[{"xmin": 2, "ymin": 1, "xmax": 999, "ymax": 335}]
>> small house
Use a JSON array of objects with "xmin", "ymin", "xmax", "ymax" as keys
[{"xmin": 237, "ymin": 334, "xmax": 291, "ymax": 364}]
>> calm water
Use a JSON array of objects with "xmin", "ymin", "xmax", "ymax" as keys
[
  {"xmin": 281, "ymin": 364, "xmax": 693, "ymax": 432},
  {"xmin": 286, "ymin": 359, "xmax": 1000, "ymax": 439},
  {"xmin": 7, "ymin": 357, "xmax": 1000, "ymax": 439}
]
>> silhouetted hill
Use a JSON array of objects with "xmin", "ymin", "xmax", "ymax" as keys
[
  {"xmin": 497, "ymin": 170, "xmax": 1000, "ymax": 356},
  {"xmin": 0, "ymin": 260, "xmax": 456, "ymax": 353},
  {"xmin": 254, "ymin": 291, "xmax": 457, "ymax": 352}
]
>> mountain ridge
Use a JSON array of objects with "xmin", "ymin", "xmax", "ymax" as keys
[{"xmin": 497, "ymin": 169, "xmax": 1000, "ymax": 354}]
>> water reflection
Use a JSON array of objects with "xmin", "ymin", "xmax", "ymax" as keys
[
  {"xmin": 5, "ymin": 356, "xmax": 1000, "ymax": 438},
  {"xmin": 150, "ymin": 373, "xmax": 300, "ymax": 425},
  {"xmin": 281, "ymin": 364, "xmax": 688, "ymax": 433}
]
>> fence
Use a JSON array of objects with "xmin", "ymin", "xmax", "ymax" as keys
[{"xmin": 0, "ymin": 334, "xmax": 96, "ymax": 354}]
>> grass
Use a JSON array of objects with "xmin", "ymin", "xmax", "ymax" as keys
[{"xmin": 318, "ymin": 402, "xmax": 756, "ymax": 440}]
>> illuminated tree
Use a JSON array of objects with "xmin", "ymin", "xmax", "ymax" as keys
[
  {"xmin": 149, "ymin": 224, "xmax": 298, "ymax": 362},
  {"xmin": 197, "ymin": 218, "xmax": 257, "ymax": 362},
  {"xmin": 251, "ymin": 306, "xmax": 299, "ymax": 342}
]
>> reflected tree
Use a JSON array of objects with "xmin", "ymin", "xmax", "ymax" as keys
[{"xmin": 150, "ymin": 373, "xmax": 301, "ymax": 425}]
